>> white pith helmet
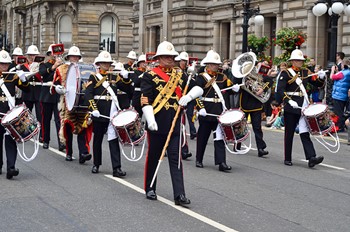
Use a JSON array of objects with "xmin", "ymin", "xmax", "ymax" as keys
[
  {"xmin": 95, "ymin": 50, "xmax": 113, "ymax": 64},
  {"xmin": 178, "ymin": 51, "xmax": 189, "ymax": 61},
  {"xmin": 12, "ymin": 46, "xmax": 23, "ymax": 56},
  {"xmin": 126, "ymin": 50, "xmax": 137, "ymax": 60},
  {"xmin": 67, "ymin": 46, "xmax": 82, "ymax": 58},
  {"xmin": 26, "ymin": 45, "xmax": 40, "ymax": 55},
  {"xmin": 288, "ymin": 48, "xmax": 305, "ymax": 61},
  {"xmin": 0, "ymin": 50, "xmax": 12, "ymax": 63},
  {"xmin": 203, "ymin": 51, "xmax": 222, "ymax": 64},
  {"xmin": 46, "ymin": 44, "xmax": 55, "ymax": 55},
  {"xmin": 113, "ymin": 62, "xmax": 125, "ymax": 71},
  {"xmin": 137, "ymin": 54, "xmax": 146, "ymax": 65},
  {"xmin": 154, "ymin": 41, "xmax": 179, "ymax": 58}
]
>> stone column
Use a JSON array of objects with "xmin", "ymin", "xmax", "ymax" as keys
[
  {"xmin": 230, "ymin": 19, "xmax": 236, "ymax": 59},
  {"xmin": 275, "ymin": 13, "xmax": 283, "ymax": 56},
  {"xmin": 306, "ymin": 9, "xmax": 316, "ymax": 59},
  {"xmin": 337, "ymin": 15, "xmax": 343, "ymax": 53},
  {"xmin": 213, "ymin": 21, "xmax": 220, "ymax": 52}
]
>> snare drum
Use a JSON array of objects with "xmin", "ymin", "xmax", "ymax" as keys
[
  {"xmin": 1, "ymin": 104, "xmax": 40, "ymax": 143},
  {"xmin": 218, "ymin": 109, "xmax": 249, "ymax": 143},
  {"xmin": 302, "ymin": 103, "xmax": 333, "ymax": 135},
  {"xmin": 65, "ymin": 63, "xmax": 96, "ymax": 111},
  {"xmin": 112, "ymin": 109, "xmax": 146, "ymax": 145}
]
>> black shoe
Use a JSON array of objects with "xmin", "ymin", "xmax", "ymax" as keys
[
  {"xmin": 308, "ymin": 156, "xmax": 324, "ymax": 168},
  {"xmin": 65, "ymin": 155, "xmax": 73, "ymax": 161},
  {"xmin": 59, "ymin": 143, "xmax": 65, "ymax": 151},
  {"xmin": 258, "ymin": 148, "xmax": 269, "ymax": 157},
  {"xmin": 146, "ymin": 190, "xmax": 157, "ymax": 200},
  {"xmin": 190, "ymin": 134, "xmax": 197, "ymax": 140},
  {"xmin": 43, "ymin": 143, "xmax": 49, "ymax": 149},
  {"xmin": 219, "ymin": 162, "xmax": 232, "ymax": 172},
  {"xmin": 174, "ymin": 194, "xmax": 191, "ymax": 207},
  {"xmin": 79, "ymin": 153, "xmax": 92, "ymax": 164},
  {"xmin": 6, "ymin": 168, "xmax": 19, "ymax": 179},
  {"xmin": 284, "ymin": 160, "xmax": 293, "ymax": 166},
  {"xmin": 91, "ymin": 165, "xmax": 99, "ymax": 174},
  {"xmin": 113, "ymin": 168, "xmax": 126, "ymax": 177},
  {"xmin": 195, "ymin": 161, "xmax": 203, "ymax": 168},
  {"xmin": 182, "ymin": 152, "xmax": 192, "ymax": 160}
]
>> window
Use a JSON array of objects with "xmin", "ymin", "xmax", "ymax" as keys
[
  {"xmin": 58, "ymin": 15, "xmax": 72, "ymax": 48},
  {"xmin": 100, "ymin": 15, "xmax": 116, "ymax": 53}
]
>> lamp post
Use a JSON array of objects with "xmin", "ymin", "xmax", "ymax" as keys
[
  {"xmin": 312, "ymin": 0, "xmax": 350, "ymax": 67},
  {"xmin": 241, "ymin": 0, "xmax": 264, "ymax": 53}
]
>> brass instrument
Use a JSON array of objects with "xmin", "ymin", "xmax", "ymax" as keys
[{"xmin": 231, "ymin": 52, "xmax": 271, "ymax": 103}]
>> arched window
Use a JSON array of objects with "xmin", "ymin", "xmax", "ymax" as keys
[
  {"xmin": 100, "ymin": 15, "xmax": 116, "ymax": 53},
  {"xmin": 58, "ymin": 15, "xmax": 72, "ymax": 48}
]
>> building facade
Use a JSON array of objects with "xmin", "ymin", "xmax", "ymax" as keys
[{"xmin": 1, "ymin": 0, "xmax": 350, "ymax": 67}]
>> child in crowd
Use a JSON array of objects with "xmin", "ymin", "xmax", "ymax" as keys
[{"xmin": 265, "ymin": 100, "xmax": 281, "ymax": 128}]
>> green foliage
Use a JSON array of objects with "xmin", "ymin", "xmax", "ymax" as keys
[{"xmin": 248, "ymin": 34, "xmax": 270, "ymax": 62}]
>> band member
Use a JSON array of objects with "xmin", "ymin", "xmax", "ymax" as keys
[
  {"xmin": 130, "ymin": 54, "xmax": 147, "ymax": 117},
  {"xmin": 84, "ymin": 51, "xmax": 132, "ymax": 177},
  {"xmin": 141, "ymin": 41, "xmax": 203, "ymax": 206},
  {"xmin": 52, "ymin": 45, "xmax": 92, "ymax": 163},
  {"xmin": 195, "ymin": 51, "xmax": 235, "ymax": 171},
  {"xmin": 39, "ymin": 44, "xmax": 65, "ymax": 151},
  {"xmin": 124, "ymin": 50, "xmax": 137, "ymax": 71},
  {"xmin": 9, "ymin": 46, "xmax": 24, "ymax": 105},
  {"xmin": 0, "ymin": 49, "xmax": 29, "ymax": 179},
  {"xmin": 234, "ymin": 60, "xmax": 271, "ymax": 157},
  {"xmin": 275, "ymin": 48, "xmax": 325, "ymax": 167},
  {"xmin": 114, "ymin": 61, "xmax": 133, "ymax": 109}
]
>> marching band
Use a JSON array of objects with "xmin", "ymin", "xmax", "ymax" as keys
[{"xmin": 0, "ymin": 41, "xmax": 338, "ymax": 207}]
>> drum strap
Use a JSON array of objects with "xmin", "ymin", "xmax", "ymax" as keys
[
  {"xmin": 202, "ymin": 73, "xmax": 227, "ymax": 111},
  {"xmin": 0, "ymin": 78, "xmax": 15, "ymax": 109},
  {"xmin": 95, "ymin": 73, "xmax": 121, "ymax": 110},
  {"xmin": 152, "ymin": 67, "xmax": 183, "ymax": 115}
]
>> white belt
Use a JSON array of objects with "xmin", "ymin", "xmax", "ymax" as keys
[
  {"xmin": 134, "ymin": 87, "xmax": 141, "ymax": 92},
  {"xmin": 94, "ymin": 95, "xmax": 113, "ymax": 101},
  {"xmin": 201, "ymin": 97, "xmax": 222, "ymax": 103},
  {"xmin": 286, "ymin": 91, "xmax": 303, "ymax": 97},
  {"xmin": 29, "ymin": 82, "xmax": 43, "ymax": 86}
]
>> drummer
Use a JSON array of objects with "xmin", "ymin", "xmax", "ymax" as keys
[
  {"xmin": 275, "ymin": 48, "xmax": 326, "ymax": 167},
  {"xmin": 84, "ymin": 50, "xmax": 133, "ymax": 177},
  {"xmin": 0, "ymin": 49, "xmax": 29, "ymax": 179},
  {"xmin": 130, "ymin": 54, "xmax": 147, "ymax": 117},
  {"xmin": 52, "ymin": 45, "xmax": 93, "ymax": 163}
]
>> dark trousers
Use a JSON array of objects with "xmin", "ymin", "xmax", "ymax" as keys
[
  {"xmin": 196, "ymin": 119, "xmax": 226, "ymax": 165},
  {"xmin": 25, "ymin": 100, "xmax": 42, "ymax": 138},
  {"xmin": 41, "ymin": 102, "xmax": 61, "ymax": 145},
  {"xmin": 64, "ymin": 124, "xmax": 90, "ymax": 156},
  {"xmin": 185, "ymin": 100, "xmax": 196, "ymax": 136},
  {"xmin": 284, "ymin": 112, "xmax": 316, "ymax": 161},
  {"xmin": 332, "ymin": 99, "xmax": 347, "ymax": 130},
  {"xmin": 144, "ymin": 132, "xmax": 185, "ymax": 199},
  {"xmin": 0, "ymin": 126, "xmax": 17, "ymax": 170},
  {"xmin": 92, "ymin": 120, "xmax": 121, "ymax": 169},
  {"xmin": 244, "ymin": 110, "xmax": 266, "ymax": 150}
]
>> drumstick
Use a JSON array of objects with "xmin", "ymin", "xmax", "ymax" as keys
[
  {"xmin": 307, "ymin": 70, "xmax": 329, "ymax": 78},
  {"xmin": 88, "ymin": 112, "xmax": 111, "ymax": 120},
  {"xmin": 196, "ymin": 112, "xmax": 220, "ymax": 118}
]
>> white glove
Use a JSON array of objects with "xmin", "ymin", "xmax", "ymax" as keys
[
  {"xmin": 91, "ymin": 110, "xmax": 100, "ymax": 118},
  {"xmin": 120, "ymin": 70, "xmax": 129, "ymax": 79},
  {"xmin": 179, "ymin": 86, "xmax": 203, "ymax": 107},
  {"xmin": 16, "ymin": 70, "xmax": 26, "ymax": 82},
  {"xmin": 295, "ymin": 77, "xmax": 302, "ymax": 86},
  {"xmin": 318, "ymin": 69, "xmax": 326, "ymax": 79},
  {"xmin": 288, "ymin": 100, "xmax": 299, "ymax": 109},
  {"xmin": 142, "ymin": 105, "xmax": 158, "ymax": 131},
  {"xmin": 179, "ymin": 95, "xmax": 191, "ymax": 107},
  {"xmin": 55, "ymin": 85, "xmax": 66, "ymax": 95},
  {"xmin": 232, "ymin": 84, "xmax": 240, "ymax": 92},
  {"xmin": 198, "ymin": 108, "xmax": 207, "ymax": 117}
]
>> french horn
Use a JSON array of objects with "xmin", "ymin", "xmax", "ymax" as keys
[{"xmin": 231, "ymin": 52, "xmax": 271, "ymax": 103}]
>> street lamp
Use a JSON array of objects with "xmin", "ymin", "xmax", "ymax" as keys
[
  {"xmin": 312, "ymin": 0, "xmax": 350, "ymax": 67},
  {"xmin": 241, "ymin": 0, "xmax": 264, "ymax": 53}
]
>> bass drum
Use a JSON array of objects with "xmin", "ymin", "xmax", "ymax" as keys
[{"xmin": 65, "ymin": 63, "xmax": 96, "ymax": 111}]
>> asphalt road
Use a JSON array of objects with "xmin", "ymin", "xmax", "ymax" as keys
[{"xmin": 1, "ymin": 122, "xmax": 350, "ymax": 232}]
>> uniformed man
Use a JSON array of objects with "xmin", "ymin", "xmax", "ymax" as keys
[
  {"xmin": 275, "ymin": 48, "xmax": 325, "ymax": 167},
  {"xmin": 130, "ymin": 54, "xmax": 147, "ymax": 117},
  {"xmin": 0, "ymin": 49, "xmax": 29, "ymax": 179},
  {"xmin": 39, "ymin": 44, "xmax": 65, "ymax": 150},
  {"xmin": 141, "ymin": 41, "xmax": 203, "ymax": 206},
  {"xmin": 84, "ymin": 50, "xmax": 132, "ymax": 177},
  {"xmin": 195, "ymin": 51, "xmax": 235, "ymax": 171},
  {"xmin": 52, "ymin": 45, "xmax": 92, "ymax": 163},
  {"xmin": 9, "ymin": 46, "xmax": 25, "ymax": 105}
]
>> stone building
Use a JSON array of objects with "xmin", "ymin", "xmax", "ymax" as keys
[{"xmin": 1, "ymin": 0, "xmax": 350, "ymax": 67}]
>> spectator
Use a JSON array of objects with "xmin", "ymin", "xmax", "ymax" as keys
[
  {"xmin": 265, "ymin": 100, "xmax": 281, "ymax": 127},
  {"xmin": 336, "ymin": 52, "xmax": 345, "ymax": 71}
]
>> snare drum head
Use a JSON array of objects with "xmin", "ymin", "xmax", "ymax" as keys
[
  {"xmin": 303, "ymin": 104, "xmax": 327, "ymax": 116},
  {"xmin": 112, "ymin": 110, "xmax": 138, "ymax": 127},
  {"xmin": 2, "ymin": 105, "xmax": 24, "ymax": 123},
  {"xmin": 219, "ymin": 109, "xmax": 244, "ymax": 124}
]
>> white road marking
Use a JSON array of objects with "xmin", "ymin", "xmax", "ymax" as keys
[
  {"xmin": 300, "ymin": 159, "xmax": 346, "ymax": 170},
  {"xmin": 105, "ymin": 175, "xmax": 239, "ymax": 232}
]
